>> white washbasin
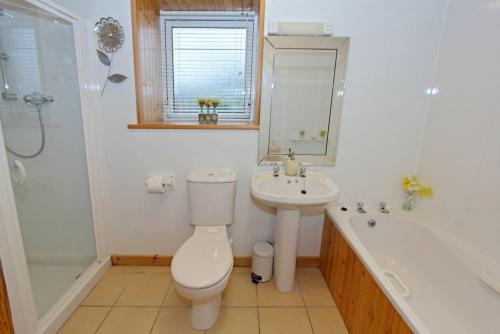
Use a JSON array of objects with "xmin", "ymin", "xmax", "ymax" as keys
[
  {"xmin": 251, "ymin": 170, "xmax": 339, "ymax": 208},
  {"xmin": 251, "ymin": 170, "xmax": 340, "ymax": 293}
]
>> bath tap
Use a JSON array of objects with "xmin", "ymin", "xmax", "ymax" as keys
[
  {"xmin": 272, "ymin": 162, "xmax": 280, "ymax": 177},
  {"xmin": 379, "ymin": 202, "xmax": 390, "ymax": 214},
  {"xmin": 356, "ymin": 202, "xmax": 366, "ymax": 214}
]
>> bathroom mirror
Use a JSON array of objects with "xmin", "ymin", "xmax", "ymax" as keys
[{"xmin": 257, "ymin": 36, "xmax": 349, "ymax": 165}]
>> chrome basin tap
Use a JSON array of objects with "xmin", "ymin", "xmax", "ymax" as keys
[
  {"xmin": 299, "ymin": 163, "xmax": 307, "ymax": 178},
  {"xmin": 272, "ymin": 162, "xmax": 280, "ymax": 177},
  {"xmin": 357, "ymin": 202, "xmax": 367, "ymax": 214},
  {"xmin": 379, "ymin": 202, "xmax": 390, "ymax": 214}
]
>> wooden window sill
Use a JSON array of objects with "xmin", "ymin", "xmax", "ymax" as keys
[{"xmin": 127, "ymin": 121, "xmax": 259, "ymax": 130}]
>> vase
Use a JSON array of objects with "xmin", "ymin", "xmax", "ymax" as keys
[
  {"xmin": 198, "ymin": 113, "xmax": 207, "ymax": 124},
  {"xmin": 402, "ymin": 192, "xmax": 416, "ymax": 211},
  {"xmin": 210, "ymin": 113, "xmax": 218, "ymax": 123}
]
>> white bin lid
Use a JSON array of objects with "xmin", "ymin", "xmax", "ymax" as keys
[{"xmin": 253, "ymin": 242, "xmax": 274, "ymax": 257}]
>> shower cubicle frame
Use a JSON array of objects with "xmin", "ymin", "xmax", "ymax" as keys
[{"xmin": 0, "ymin": 0, "xmax": 109, "ymax": 333}]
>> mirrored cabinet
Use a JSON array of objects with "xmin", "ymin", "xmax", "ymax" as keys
[{"xmin": 257, "ymin": 36, "xmax": 350, "ymax": 165}]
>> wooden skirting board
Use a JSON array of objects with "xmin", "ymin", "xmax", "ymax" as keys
[
  {"xmin": 320, "ymin": 216, "xmax": 413, "ymax": 334},
  {"xmin": 0, "ymin": 261, "xmax": 15, "ymax": 334},
  {"xmin": 111, "ymin": 254, "xmax": 319, "ymax": 267}
]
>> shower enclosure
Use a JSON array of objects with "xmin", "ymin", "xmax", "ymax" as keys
[{"xmin": 0, "ymin": 0, "xmax": 104, "ymax": 330}]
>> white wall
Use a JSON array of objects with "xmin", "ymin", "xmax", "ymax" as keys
[
  {"xmin": 54, "ymin": 0, "xmax": 448, "ymax": 256},
  {"xmin": 416, "ymin": 0, "xmax": 500, "ymax": 265}
]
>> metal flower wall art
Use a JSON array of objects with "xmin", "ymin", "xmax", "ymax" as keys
[{"xmin": 95, "ymin": 17, "xmax": 127, "ymax": 97}]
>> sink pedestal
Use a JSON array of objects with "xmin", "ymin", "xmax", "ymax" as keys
[
  {"xmin": 251, "ymin": 170, "xmax": 340, "ymax": 293},
  {"xmin": 274, "ymin": 207, "xmax": 301, "ymax": 293}
]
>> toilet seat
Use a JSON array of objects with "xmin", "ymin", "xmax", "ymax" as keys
[{"xmin": 172, "ymin": 226, "xmax": 233, "ymax": 290}]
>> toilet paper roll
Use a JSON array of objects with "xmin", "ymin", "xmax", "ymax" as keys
[{"xmin": 146, "ymin": 176, "xmax": 166, "ymax": 193}]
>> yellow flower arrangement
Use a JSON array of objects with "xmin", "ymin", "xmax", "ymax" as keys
[
  {"xmin": 419, "ymin": 186, "xmax": 434, "ymax": 198},
  {"xmin": 401, "ymin": 176, "xmax": 433, "ymax": 198},
  {"xmin": 401, "ymin": 175, "xmax": 433, "ymax": 210},
  {"xmin": 196, "ymin": 98, "xmax": 220, "ymax": 109},
  {"xmin": 211, "ymin": 99, "xmax": 220, "ymax": 108}
]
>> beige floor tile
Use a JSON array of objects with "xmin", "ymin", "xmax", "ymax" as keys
[
  {"xmin": 308, "ymin": 307, "xmax": 348, "ymax": 334},
  {"xmin": 296, "ymin": 267, "xmax": 323, "ymax": 279},
  {"xmin": 222, "ymin": 274, "xmax": 257, "ymax": 307},
  {"xmin": 151, "ymin": 308, "xmax": 202, "ymax": 334},
  {"xmin": 81, "ymin": 272, "xmax": 137, "ymax": 306},
  {"xmin": 58, "ymin": 306, "xmax": 110, "ymax": 334},
  {"xmin": 206, "ymin": 308, "xmax": 258, "ymax": 334},
  {"xmin": 108, "ymin": 266, "xmax": 138, "ymax": 273},
  {"xmin": 96, "ymin": 307, "xmax": 159, "ymax": 334},
  {"xmin": 259, "ymin": 307, "xmax": 313, "ymax": 334},
  {"xmin": 116, "ymin": 272, "xmax": 171, "ymax": 306},
  {"xmin": 297, "ymin": 270, "xmax": 334, "ymax": 306},
  {"xmin": 257, "ymin": 280, "xmax": 304, "ymax": 307},
  {"xmin": 163, "ymin": 283, "xmax": 191, "ymax": 307},
  {"xmin": 136, "ymin": 266, "xmax": 170, "ymax": 273},
  {"xmin": 231, "ymin": 267, "xmax": 252, "ymax": 275}
]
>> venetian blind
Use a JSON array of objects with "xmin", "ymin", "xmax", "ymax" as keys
[{"xmin": 161, "ymin": 12, "xmax": 256, "ymax": 120}]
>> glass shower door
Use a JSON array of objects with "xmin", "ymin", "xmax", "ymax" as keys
[{"xmin": 0, "ymin": 0, "xmax": 97, "ymax": 317}]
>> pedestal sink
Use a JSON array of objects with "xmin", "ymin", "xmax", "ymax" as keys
[{"xmin": 251, "ymin": 170, "xmax": 339, "ymax": 292}]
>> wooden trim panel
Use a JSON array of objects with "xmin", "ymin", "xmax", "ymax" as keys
[
  {"xmin": 158, "ymin": 0, "xmax": 260, "ymax": 11},
  {"xmin": 131, "ymin": 0, "xmax": 164, "ymax": 123},
  {"xmin": 320, "ymin": 216, "xmax": 413, "ymax": 334},
  {"xmin": 0, "ymin": 261, "xmax": 15, "ymax": 334},
  {"xmin": 112, "ymin": 254, "xmax": 319, "ymax": 267},
  {"xmin": 112, "ymin": 254, "xmax": 173, "ymax": 266},
  {"xmin": 296, "ymin": 256, "xmax": 320, "ymax": 267},
  {"xmin": 233, "ymin": 256, "xmax": 319, "ymax": 267}
]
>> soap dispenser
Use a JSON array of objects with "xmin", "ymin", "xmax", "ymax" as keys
[{"xmin": 285, "ymin": 148, "xmax": 298, "ymax": 176}]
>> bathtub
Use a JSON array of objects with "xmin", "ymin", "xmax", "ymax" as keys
[{"xmin": 326, "ymin": 205, "xmax": 500, "ymax": 334}]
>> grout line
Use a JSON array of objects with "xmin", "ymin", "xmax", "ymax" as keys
[
  {"xmin": 93, "ymin": 305, "xmax": 113, "ymax": 334},
  {"xmin": 111, "ymin": 272, "xmax": 138, "ymax": 307},
  {"xmin": 297, "ymin": 277, "xmax": 315, "ymax": 334},
  {"xmin": 80, "ymin": 271, "xmax": 137, "ymax": 307},
  {"xmin": 159, "ymin": 277, "xmax": 173, "ymax": 307},
  {"xmin": 255, "ymin": 278, "xmax": 261, "ymax": 334},
  {"xmin": 148, "ymin": 307, "xmax": 162, "ymax": 334},
  {"xmin": 306, "ymin": 306, "xmax": 337, "ymax": 309}
]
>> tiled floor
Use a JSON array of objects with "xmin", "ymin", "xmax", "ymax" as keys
[{"xmin": 58, "ymin": 266, "xmax": 348, "ymax": 334}]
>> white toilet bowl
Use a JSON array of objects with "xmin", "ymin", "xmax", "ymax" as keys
[{"xmin": 172, "ymin": 226, "xmax": 233, "ymax": 330}]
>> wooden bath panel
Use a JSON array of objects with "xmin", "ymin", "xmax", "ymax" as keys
[
  {"xmin": 320, "ymin": 215, "xmax": 413, "ymax": 334},
  {"xmin": 1, "ymin": 260, "xmax": 15, "ymax": 334}
]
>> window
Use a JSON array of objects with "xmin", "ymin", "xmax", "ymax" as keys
[{"xmin": 161, "ymin": 12, "xmax": 257, "ymax": 121}]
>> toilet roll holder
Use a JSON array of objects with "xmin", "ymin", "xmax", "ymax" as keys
[{"xmin": 145, "ymin": 174, "xmax": 175, "ymax": 193}]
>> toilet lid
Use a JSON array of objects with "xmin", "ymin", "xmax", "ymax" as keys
[{"xmin": 172, "ymin": 227, "xmax": 233, "ymax": 289}]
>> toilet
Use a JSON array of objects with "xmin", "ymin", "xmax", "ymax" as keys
[{"xmin": 171, "ymin": 168, "xmax": 237, "ymax": 330}]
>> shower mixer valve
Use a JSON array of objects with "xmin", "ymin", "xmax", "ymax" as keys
[{"xmin": 23, "ymin": 92, "xmax": 55, "ymax": 108}]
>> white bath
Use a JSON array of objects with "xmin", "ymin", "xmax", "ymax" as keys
[{"xmin": 326, "ymin": 206, "xmax": 500, "ymax": 334}]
